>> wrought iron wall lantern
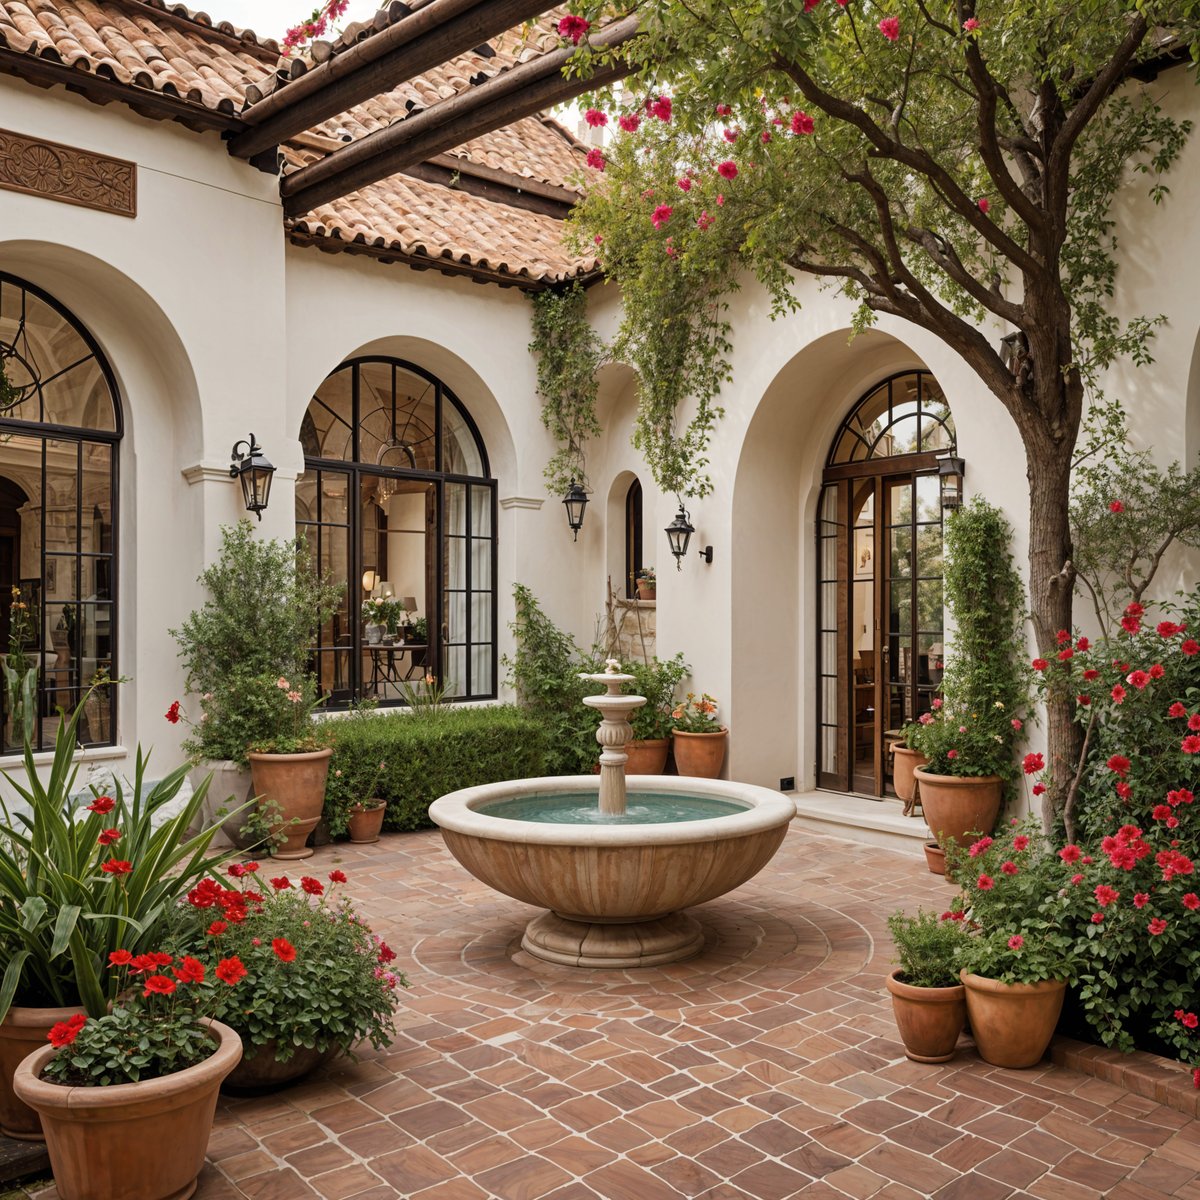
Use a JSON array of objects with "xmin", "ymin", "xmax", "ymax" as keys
[
  {"xmin": 563, "ymin": 479, "xmax": 589, "ymax": 541},
  {"xmin": 229, "ymin": 433, "xmax": 276, "ymax": 520},
  {"xmin": 665, "ymin": 505, "xmax": 714, "ymax": 567},
  {"xmin": 937, "ymin": 451, "xmax": 966, "ymax": 510}
]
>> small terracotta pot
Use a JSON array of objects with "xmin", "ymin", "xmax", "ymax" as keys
[
  {"xmin": 348, "ymin": 801, "xmax": 386, "ymax": 844},
  {"xmin": 913, "ymin": 769, "xmax": 1002, "ymax": 853},
  {"xmin": 624, "ymin": 739, "xmax": 670, "ymax": 774},
  {"xmin": 959, "ymin": 971, "xmax": 1067, "ymax": 1068},
  {"xmin": 223, "ymin": 1041, "xmax": 341, "ymax": 1093},
  {"xmin": 885, "ymin": 969, "xmax": 966, "ymax": 1063},
  {"xmin": 671, "ymin": 728, "xmax": 728, "ymax": 778},
  {"xmin": 890, "ymin": 744, "xmax": 928, "ymax": 804},
  {"xmin": 636, "ymin": 583, "xmax": 656, "ymax": 601},
  {"xmin": 923, "ymin": 840, "xmax": 946, "ymax": 876},
  {"xmin": 14, "ymin": 1018, "xmax": 243, "ymax": 1200},
  {"xmin": 248, "ymin": 748, "xmax": 333, "ymax": 861},
  {"xmin": 0, "ymin": 1005, "xmax": 86, "ymax": 1140}
]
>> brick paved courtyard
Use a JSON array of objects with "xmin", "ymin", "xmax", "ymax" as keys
[{"xmin": 34, "ymin": 823, "xmax": 1200, "ymax": 1200}]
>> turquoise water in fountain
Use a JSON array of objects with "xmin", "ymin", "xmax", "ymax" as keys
[{"xmin": 480, "ymin": 791, "xmax": 747, "ymax": 825}]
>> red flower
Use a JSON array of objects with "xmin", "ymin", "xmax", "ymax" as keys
[
  {"xmin": 1111, "ymin": 684, "xmax": 1127, "ymax": 704},
  {"xmin": 1001, "ymin": 861, "xmax": 1018, "ymax": 876},
  {"xmin": 648, "ymin": 96, "xmax": 672, "ymax": 122},
  {"xmin": 1109, "ymin": 500, "xmax": 1125, "ymax": 513},
  {"xmin": 1182, "ymin": 735, "xmax": 1200, "ymax": 755},
  {"xmin": 300, "ymin": 876, "xmax": 324, "ymax": 896},
  {"xmin": 585, "ymin": 148, "xmax": 605, "ymax": 171},
  {"xmin": 1057, "ymin": 648, "xmax": 1074, "ymax": 662},
  {"xmin": 790, "ymin": 111, "xmax": 815, "ymax": 136},
  {"xmin": 48, "ymin": 1015, "xmax": 87, "ymax": 1047},
  {"xmin": 328, "ymin": 870, "xmax": 347, "ymax": 884},
  {"xmin": 1083, "ymin": 669, "xmax": 1099, "ymax": 681},
  {"xmin": 142, "ymin": 974, "xmax": 176, "ymax": 997},
  {"xmin": 1106, "ymin": 755, "xmax": 1131, "ymax": 778},
  {"xmin": 108, "ymin": 949, "xmax": 132, "ymax": 966},
  {"xmin": 1183, "ymin": 1012, "xmax": 1199, "ymax": 1029},
  {"xmin": 1006, "ymin": 934, "xmax": 1024, "ymax": 950},
  {"xmin": 215, "ymin": 957, "xmax": 248, "ymax": 985},
  {"xmin": 1170, "ymin": 702, "xmax": 1188, "ymax": 718},
  {"xmin": 1032, "ymin": 658, "xmax": 1049, "ymax": 672},
  {"xmin": 86, "ymin": 795, "xmax": 115, "ymax": 815},
  {"xmin": 377, "ymin": 941, "xmax": 397, "ymax": 964},
  {"xmin": 1032, "ymin": 783, "xmax": 1046, "ymax": 796},
  {"xmin": 651, "ymin": 204, "xmax": 673, "ymax": 228},
  {"xmin": 1133, "ymin": 893, "xmax": 1149, "ymax": 908},
  {"xmin": 1056, "ymin": 629, "xmax": 1071, "ymax": 645},
  {"xmin": 584, "ymin": 108, "xmax": 607, "ymax": 128},
  {"xmin": 173, "ymin": 957, "xmax": 205, "ymax": 984},
  {"xmin": 715, "ymin": 104, "xmax": 732, "ymax": 116},
  {"xmin": 1094, "ymin": 885, "xmax": 1120, "ymax": 907},
  {"xmin": 97, "ymin": 828, "xmax": 121, "ymax": 845},
  {"xmin": 1150, "ymin": 663, "xmax": 1165, "ymax": 679},
  {"xmin": 968, "ymin": 836, "xmax": 993, "ymax": 858},
  {"xmin": 1022, "ymin": 752, "xmax": 1044, "ymax": 775},
  {"xmin": 270, "ymin": 876, "xmax": 292, "ymax": 890},
  {"xmin": 101, "ymin": 860, "xmax": 132, "ymax": 875},
  {"xmin": 1116, "ymin": 782, "xmax": 1132, "ymax": 799},
  {"xmin": 1077, "ymin": 637, "xmax": 1090, "ymax": 652},
  {"xmin": 1126, "ymin": 602, "xmax": 1145, "ymax": 618},
  {"xmin": 1121, "ymin": 616, "xmax": 1141, "ymax": 634},
  {"xmin": 977, "ymin": 197, "xmax": 990, "ymax": 213},
  {"xmin": 1183, "ymin": 640, "xmax": 1200, "ymax": 656},
  {"xmin": 207, "ymin": 920, "xmax": 227, "ymax": 936},
  {"xmin": 1189, "ymin": 714, "xmax": 1200, "ymax": 732},
  {"xmin": 557, "ymin": 15, "xmax": 590, "ymax": 44},
  {"xmin": 165, "ymin": 701, "xmax": 182, "ymax": 724},
  {"xmin": 1182, "ymin": 893, "xmax": 1199, "ymax": 910},
  {"xmin": 717, "ymin": 160, "xmax": 738, "ymax": 180},
  {"xmin": 878, "ymin": 15, "xmax": 900, "ymax": 40},
  {"xmin": 1059, "ymin": 845, "xmax": 1082, "ymax": 864},
  {"xmin": 129, "ymin": 954, "xmax": 159, "ymax": 974},
  {"xmin": 977, "ymin": 874, "xmax": 994, "ymax": 891},
  {"xmin": 1126, "ymin": 670, "xmax": 1149, "ymax": 690},
  {"xmin": 617, "ymin": 113, "xmax": 640, "ymax": 133},
  {"xmin": 1012, "ymin": 835, "xmax": 1030, "ymax": 852},
  {"xmin": 722, "ymin": 128, "xmax": 738, "ymax": 143},
  {"xmin": 1158, "ymin": 622, "xmax": 1181, "ymax": 638},
  {"xmin": 1078, "ymin": 695, "xmax": 1091, "ymax": 707},
  {"xmin": 1091, "ymin": 912, "xmax": 1105, "ymax": 924},
  {"xmin": 1148, "ymin": 918, "xmax": 1168, "ymax": 936},
  {"xmin": 272, "ymin": 938, "xmax": 297, "ymax": 963},
  {"xmin": 227, "ymin": 863, "xmax": 249, "ymax": 879}
]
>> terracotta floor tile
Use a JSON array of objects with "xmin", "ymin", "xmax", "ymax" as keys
[
  {"xmin": 309, "ymin": 1164, "xmax": 386, "ymax": 1200},
  {"xmin": 474, "ymin": 1155, "xmax": 574, "ymax": 1200}
]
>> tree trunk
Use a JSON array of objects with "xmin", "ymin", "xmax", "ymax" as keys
[{"xmin": 1025, "ymin": 427, "xmax": 1081, "ymax": 836}]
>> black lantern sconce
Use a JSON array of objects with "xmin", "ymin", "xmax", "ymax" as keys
[
  {"xmin": 563, "ymin": 479, "xmax": 589, "ymax": 541},
  {"xmin": 229, "ymin": 433, "xmax": 276, "ymax": 520},
  {"xmin": 665, "ymin": 504, "xmax": 714, "ymax": 567},
  {"xmin": 937, "ymin": 451, "xmax": 966, "ymax": 511}
]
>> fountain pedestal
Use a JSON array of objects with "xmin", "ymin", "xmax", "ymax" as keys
[
  {"xmin": 522, "ymin": 910, "xmax": 704, "ymax": 969},
  {"xmin": 580, "ymin": 669, "xmax": 645, "ymax": 817}
]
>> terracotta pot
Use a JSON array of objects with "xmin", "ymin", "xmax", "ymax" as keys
[
  {"xmin": 0, "ymin": 1005, "xmax": 86, "ymax": 1140},
  {"xmin": 960, "ymin": 971, "xmax": 1067, "ymax": 1068},
  {"xmin": 890, "ymin": 744, "xmax": 928, "ymax": 804},
  {"xmin": 624, "ymin": 739, "xmax": 670, "ymax": 774},
  {"xmin": 348, "ymin": 801, "xmax": 386, "ymax": 844},
  {"xmin": 223, "ymin": 1041, "xmax": 341, "ymax": 1093},
  {"xmin": 885, "ymin": 969, "xmax": 966, "ymax": 1063},
  {"xmin": 636, "ymin": 583, "xmax": 656, "ymax": 601},
  {"xmin": 248, "ymin": 748, "xmax": 333, "ymax": 861},
  {"xmin": 14, "ymin": 1018, "xmax": 242, "ymax": 1200},
  {"xmin": 913, "ymin": 769, "xmax": 1002, "ymax": 853},
  {"xmin": 923, "ymin": 840, "xmax": 946, "ymax": 876},
  {"xmin": 671, "ymin": 729, "xmax": 728, "ymax": 778}
]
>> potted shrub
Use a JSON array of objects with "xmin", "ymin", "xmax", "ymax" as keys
[
  {"xmin": 170, "ymin": 520, "xmax": 342, "ymax": 844},
  {"xmin": 13, "ymin": 947, "xmax": 246, "ymax": 1200},
  {"xmin": 671, "ymin": 692, "xmax": 727, "ymax": 778},
  {"xmin": 885, "ymin": 908, "xmax": 970, "ymax": 1063},
  {"xmin": 167, "ymin": 867, "xmax": 406, "ymax": 1090},
  {"xmin": 947, "ymin": 819, "xmax": 1080, "ymax": 1068},
  {"xmin": 624, "ymin": 653, "xmax": 689, "ymax": 774},
  {"xmin": 0, "ymin": 699, "xmax": 234, "ymax": 1140},
  {"xmin": 325, "ymin": 753, "xmax": 388, "ymax": 843},
  {"xmin": 636, "ymin": 567, "xmax": 656, "ymax": 601}
]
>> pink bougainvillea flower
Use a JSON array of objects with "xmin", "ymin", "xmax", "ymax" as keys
[
  {"xmin": 977, "ymin": 197, "xmax": 989, "ymax": 213},
  {"xmin": 968, "ymin": 836, "xmax": 992, "ymax": 857},
  {"xmin": 963, "ymin": 16, "xmax": 980, "ymax": 30},
  {"xmin": 651, "ymin": 204, "xmax": 674, "ymax": 228},
  {"xmin": 617, "ymin": 113, "xmax": 640, "ymax": 133},
  {"xmin": 696, "ymin": 210, "xmax": 714, "ymax": 231},
  {"xmin": 715, "ymin": 103, "xmax": 732, "ymax": 116},
  {"xmin": 585, "ymin": 148, "xmax": 605, "ymax": 171},
  {"xmin": 557, "ymin": 14, "xmax": 590, "ymax": 44},
  {"xmin": 584, "ymin": 108, "xmax": 607, "ymax": 128},
  {"xmin": 677, "ymin": 177, "xmax": 692, "ymax": 192},
  {"xmin": 1111, "ymin": 684, "xmax": 1127, "ymax": 704},
  {"xmin": 878, "ymin": 16, "xmax": 900, "ymax": 40},
  {"xmin": 722, "ymin": 128, "xmax": 738, "ymax": 143},
  {"xmin": 790, "ymin": 110, "xmax": 815, "ymax": 136},
  {"xmin": 649, "ymin": 96, "xmax": 673, "ymax": 122},
  {"xmin": 717, "ymin": 160, "xmax": 738, "ymax": 180}
]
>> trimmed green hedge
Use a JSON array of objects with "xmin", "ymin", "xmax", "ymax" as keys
[{"xmin": 322, "ymin": 705, "xmax": 550, "ymax": 833}]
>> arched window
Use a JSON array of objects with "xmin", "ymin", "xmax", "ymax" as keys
[
  {"xmin": 624, "ymin": 478, "xmax": 643, "ymax": 599},
  {"xmin": 297, "ymin": 358, "xmax": 496, "ymax": 705},
  {"xmin": 0, "ymin": 274, "xmax": 121, "ymax": 750}
]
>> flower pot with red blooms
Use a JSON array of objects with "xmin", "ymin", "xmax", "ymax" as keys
[
  {"xmin": 912, "ymin": 769, "xmax": 1002, "ymax": 853},
  {"xmin": 169, "ymin": 868, "xmax": 407, "ymax": 1093},
  {"xmin": 885, "ymin": 910, "xmax": 970, "ymax": 1063},
  {"xmin": 670, "ymin": 692, "xmax": 727, "ymax": 778},
  {"xmin": 348, "ymin": 801, "xmax": 386, "ymax": 844},
  {"xmin": 0, "ymin": 694, "xmax": 234, "ymax": 1140}
]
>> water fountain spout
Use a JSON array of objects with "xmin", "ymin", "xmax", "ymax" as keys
[{"xmin": 579, "ymin": 658, "xmax": 647, "ymax": 816}]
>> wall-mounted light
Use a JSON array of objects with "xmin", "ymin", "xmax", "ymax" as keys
[
  {"xmin": 937, "ymin": 452, "xmax": 966, "ymax": 510},
  {"xmin": 229, "ymin": 433, "xmax": 276, "ymax": 520},
  {"xmin": 563, "ymin": 479, "xmax": 589, "ymax": 541},
  {"xmin": 362, "ymin": 570, "xmax": 378, "ymax": 594}
]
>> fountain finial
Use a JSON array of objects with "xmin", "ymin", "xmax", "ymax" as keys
[{"xmin": 604, "ymin": 657, "xmax": 622, "ymax": 674}]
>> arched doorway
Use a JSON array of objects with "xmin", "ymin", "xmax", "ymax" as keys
[
  {"xmin": 297, "ymin": 357, "xmax": 497, "ymax": 706},
  {"xmin": 816, "ymin": 370, "xmax": 953, "ymax": 796}
]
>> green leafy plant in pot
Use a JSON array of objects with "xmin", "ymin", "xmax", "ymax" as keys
[
  {"xmin": 623, "ymin": 653, "xmax": 689, "ymax": 774},
  {"xmin": 885, "ymin": 908, "xmax": 970, "ymax": 1063},
  {"xmin": 0, "ymin": 696, "xmax": 236, "ymax": 1140}
]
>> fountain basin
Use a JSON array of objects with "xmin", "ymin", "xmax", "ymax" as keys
[{"xmin": 429, "ymin": 775, "xmax": 796, "ymax": 968}]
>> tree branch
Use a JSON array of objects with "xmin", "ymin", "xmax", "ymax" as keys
[{"xmin": 906, "ymin": 225, "xmax": 1023, "ymax": 324}]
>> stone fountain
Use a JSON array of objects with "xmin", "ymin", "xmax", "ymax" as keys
[{"xmin": 428, "ymin": 660, "xmax": 796, "ymax": 968}]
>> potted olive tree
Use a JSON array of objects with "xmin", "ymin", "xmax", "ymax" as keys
[{"xmin": 170, "ymin": 521, "xmax": 342, "ymax": 849}]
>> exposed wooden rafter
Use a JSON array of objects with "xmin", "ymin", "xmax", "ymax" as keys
[
  {"xmin": 227, "ymin": 0, "xmax": 560, "ymax": 161},
  {"xmin": 281, "ymin": 14, "xmax": 639, "ymax": 217}
]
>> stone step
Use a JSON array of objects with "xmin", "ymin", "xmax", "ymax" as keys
[{"xmin": 789, "ymin": 788, "xmax": 933, "ymax": 854}]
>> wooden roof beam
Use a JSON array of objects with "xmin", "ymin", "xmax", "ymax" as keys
[
  {"xmin": 228, "ymin": 0, "xmax": 560, "ymax": 160},
  {"xmin": 281, "ymin": 15, "xmax": 638, "ymax": 217}
]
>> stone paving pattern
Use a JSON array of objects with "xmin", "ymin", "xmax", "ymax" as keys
[{"xmin": 29, "ymin": 825, "xmax": 1200, "ymax": 1200}]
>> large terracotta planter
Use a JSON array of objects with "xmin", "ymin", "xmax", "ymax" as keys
[
  {"xmin": 624, "ymin": 738, "xmax": 670, "ymax": 774},
  {"xmin": 960, "ymin": 971, "xmax": 1067, "ymax": 1068},
  {"xmin": 14, "ymin": 1018, "xmax": 243, "ymax": 1200},
  {"xmin": 248, "ymin": 748, "xmax": 333, "ymax": 861},
  {"xmin": 890, "ymin": 744, "xmax": 928, "ymax": 805},
  {"xmin": 348, "ymin": 801, "xmax": 386, "ymax": 844},
  {"xmin": 671, "ymin": 728, "xmax": 728, "ymax": 778},
  {"xmin": 223, "ymin": 1041, "xmax": 341, "ymax": 1093},
  {"xmin": 0, "ymin": 1004, "xmax": 85, "ymax": 1140},
  {"xmin": 913, "ymin": 768, "xmax": 1002, "ymax": 853},
  {"xmin": 885, "ymin": 970, "xmax": 966, "ymax": 1063}
]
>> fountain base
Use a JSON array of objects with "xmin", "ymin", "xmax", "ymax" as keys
[{"xmin": 522, "ymin": 910, "xmax": 704, "ymax": 969}]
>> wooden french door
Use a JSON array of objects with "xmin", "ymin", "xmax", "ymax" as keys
[{"xmin": 816, "ymin": 467, "xmax": 944, "ymax": 796}]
